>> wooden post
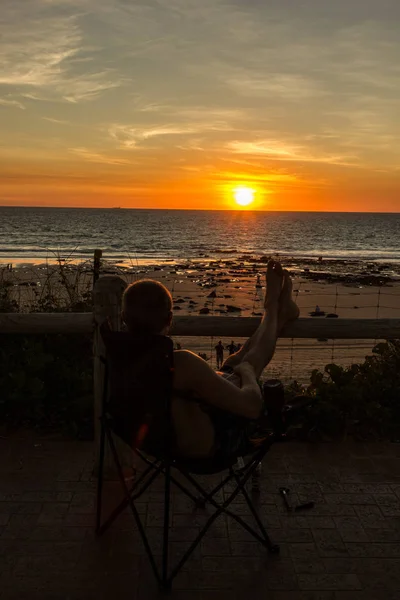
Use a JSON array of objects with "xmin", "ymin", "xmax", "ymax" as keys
[
  {"xmin": 93, "ymin": 249, "xmax": 102, "ymax": 287},
  {"xmin": 93, "ymin": 275, "xmax": 130, "ymax": 474}
]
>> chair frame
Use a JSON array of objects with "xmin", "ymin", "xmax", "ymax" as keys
[{"xmin": 95, "ymin": 351, "xmax": 280, "ymax": 591}]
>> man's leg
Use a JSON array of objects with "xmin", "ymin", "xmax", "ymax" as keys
[
  {"xmin": 222, "ymin": 262, "xmax": 299, "ymax": 379},
  {"xmin": 220, "ymin": 260, "xmax": 281, "ymax": 372}
]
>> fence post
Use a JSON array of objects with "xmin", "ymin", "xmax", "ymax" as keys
[
  {"xmin": 93, "ymin": 275, "xmax": 131, "ymax": 474},
  {"xmin": 93, "ymin": 249, "xmax": 102, "ymax": 287}
]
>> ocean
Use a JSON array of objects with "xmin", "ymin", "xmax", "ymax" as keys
[{"xmin": 1, "ymin": 207, "xmax": 399, "ymax": 266}]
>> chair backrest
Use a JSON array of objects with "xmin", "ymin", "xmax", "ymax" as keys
[{"xmin": 101, "ymin": 326, "xmax": 174, "ymax": 452}]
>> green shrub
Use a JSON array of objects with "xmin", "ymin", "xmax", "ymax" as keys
[
  {"xmin": 0, "ymin": 334, "xmax": 93, "ymax": 439},
  {"xmin": 286, "ymin": 340, "xmax": 400, "ymax": 441}
]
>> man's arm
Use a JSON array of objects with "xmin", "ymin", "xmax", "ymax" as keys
[{"xmin": 173, "ymin": 350, "xmax": 262, "ymax": 420}]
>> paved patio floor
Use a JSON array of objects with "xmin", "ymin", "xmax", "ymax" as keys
[{"xmin": 1, "ymin": 433, "xmax": 400, "ymax": 600}]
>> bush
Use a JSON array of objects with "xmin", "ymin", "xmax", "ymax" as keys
[
  {"xmin": 286, "ymin": 340, "xmax": 400, "ymax": 441},
  {"xmin": 0, "ymin": 333, "xmax": 93, "ymax": 439},
  {"xmin": 0, "ymin": 259, "xmax": 95, "ymax": 438}
]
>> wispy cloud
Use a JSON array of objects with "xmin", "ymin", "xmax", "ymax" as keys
[
  {"xmin": 224, "ymin": 71, "xmax": 326, "ymax": 100},
  {"xmin": 42, "ymin": 117, "xmax": 69, "ymax": 124},
  {"xmin": 0, "ymin": 1, "xmax": 123, "ymax": 103},
  {"xmin": 69, "ymin": 147, "xmax": 131, "ymax": 165},
  {"xmin": 227, "ymin": 139, "xmax": 359, "ymax": 167},
  {"xmin": 108, "ymin": 114, "xmax": 240, "ymax": 150},
  {"xmin": 0, "ymin": 98, "xmax": 25, "ymax": 110}
]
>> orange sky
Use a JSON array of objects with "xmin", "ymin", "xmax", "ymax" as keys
[{"xmin": 1, "ymin": 0, "xmax": 399, "ymax": 212}]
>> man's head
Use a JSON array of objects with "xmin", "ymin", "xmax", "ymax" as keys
[{"xmin": 122, "ymin": 279, "xmax": 173, "ymax": 335}]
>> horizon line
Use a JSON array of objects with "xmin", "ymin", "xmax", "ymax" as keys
[{"xmin": 1, "ymin": 205, "xmax": 399, "ymax": 215}]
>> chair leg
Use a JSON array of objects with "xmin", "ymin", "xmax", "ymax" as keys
[
  {"xmin": 232, "ymin": 469, "xmax": 279, "ymax": 553},
  {"xmin": 251, "ymin": 461, "xmax": 262, "ymax": 493},
  {"xmin": 161, "ymin": 463, "xmax": 172, "ymax": 590},
  {"xmin": 95, "ymin": 417, "xmax": 106, "ymax": 534},
  {"xmin": 107, "ymin": 428, "xmax": 162, "ymax": 586}
]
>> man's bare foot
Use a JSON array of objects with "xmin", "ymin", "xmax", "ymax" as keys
[
  {"xmin": 279, "ymin": 269, "xmax": 300, "ymax": 322},
  {"xmin": 265, "ymin": 260, "xmax": 283, "ymax": 309}
]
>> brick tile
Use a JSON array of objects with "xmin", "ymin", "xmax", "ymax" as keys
[
  {"xmin": 311, "ymin": 505, "xmax": 356, "ymax": 517},
  {"xmin": 230, "ymin": 541, "xmax": 268, "ymax": 556},
  {"xmin": 288, "ymin": 473, "xmax": 319, "ymax": 484},
  {"xmin": 21, "ymin": 491, "xmax": 73, "ymax": 502},
  {"xmin": 289, "ymin": 543, "xmax": 320, "ymax": 559},
  {"xmin": 200, "ymin": 593, "xmax": 235, "ymax": 600},
  {"xmin": 69, "ymin": 492, "xmax": 96, "ymax": 514},
  {"xmin": 294, "ymin": 517, "xmax": 335, "ymax": 529},
  {"xmin": 346, "ymin": 542, "xmax": 400, "ymax": 558},
  {"xmin": 364, "ymin": 527, "xmax": 400, "ymax": 542},
  {"xmin": 202, "ymin": 556, "xmax": 263, "ymax": 572},
  {"xmin": 333, "ymin": 517, "xmax": 362, "ymax": 529},
  {"xmin": 312, "ymin": 529, "xmax": 348, "ymax": 557},
  {"xmin": 169, "ymin": 526, "xmax": 200, "ymax": 542},
  {"xmin": 323, "ymin": 558, "xmax": 359, "ymax": 573},
  {"xmin": 5, "ymin": 436, "xmax": 400, "ymax": 598},
  {"xmin": 267, "ymin": 528, "xmax": 314, "ymax": 543},
  {"xmin": 201, "ymin": 537, "xmax": 231, "ymax": 556},
  {"xmin": 2, "ymin": 514, "xmax": 40, "ymax": 540},
  {"xmin": 55, "ymin": 480, "xmax": 96, "ymax": 492},
  {"xmin": 145, "ymin": 502, "xmax": 172, "ymax": 527},
  {"xmin": 63, "ymin": 513, "xmax": 94, "ymax": 526},
  {"xmin": 354, "ymin": 504, "xmax": 386, "ymax": 527},
  {"xmin": 260, "ymin": 514, "xmax": 282, "ymax": 528},
  {"xmin": 173, "ymin": 570, "xmax": 237, "ymax": 590},
  {"xmin": 359, "ymin": 472, "xmax": 395, "ymax": 483},
  {"xmin": 380, "ymin": 505, "xmax": 400, "ymax": 517},
  {"xmin": 333, "ymin": 517, "xmax": 368, "ymax": 542},
  {"xmin": 373, "ymin": 458, "xmax": 400, "ymax": 475},
  {"xmin": 13, "ymin": 553, "xmax": 78, "ymax": 574},
  {"xmin": 269, "ymin": 594, "xmax": 334, "ymax": 600},
  {"xmin": 334, "ymin": 593, "xmax": 398, "ymax": 600},
  {"xmin": 298, "ymin": 574, "xmax": 361, "ymax": 590},
  {"xmin": 266, "ymin": 571, "xmax": 299, "ymax": 591},
  {"xmin": 324, "ymin": 494, "xmax": 375, "ymax": 505},
  {"xmin": 173, "ymin": 512, "xmax": 226, "ymax": 529},
  {"xmin": 0, "ymin": 513, "xmax": 10, "ymax": 526},
  {"xmin": 374, "ymin": 493, "xmax": 400, "ymax": 506},
  {"xmin": 318, "ymin": 483, "xmax": 344, "ymax": 494},
  {"xmin": 0, "ymin": 501, "xmax": 42, "ymax": 514},
  {"xmin": 355, "ymin": 558, "xmax": 400, "ymax": 590},
  {"xmin": 342, "ymin": 483, "xmax": 393, "ymax": 494},
  {"xmin": 293, "ymin": 557, "xmax": 326, "ymax": 574}
]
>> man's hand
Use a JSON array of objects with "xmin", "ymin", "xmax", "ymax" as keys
[{"xmin": 173, "ymin": 351, "xmax": 263, "ymax": 420}]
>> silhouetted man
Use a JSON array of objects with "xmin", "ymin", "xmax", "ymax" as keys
[
  {"xmin": 227, "ymin": 340, "xmax": 237, "ymax": 355},
  {"xmin": 215, "ymin": 340, "xmax": 224, "ymax": 369},
  {"xmin": 121, "ymin": 261, "xmax": 299, "ymax": 458}
]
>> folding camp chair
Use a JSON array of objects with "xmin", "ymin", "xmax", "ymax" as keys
[{"xmin": 96, "ymin": 329, "xmax": 287, "ymax": 591}]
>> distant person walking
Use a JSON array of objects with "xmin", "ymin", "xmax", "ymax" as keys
[
  {"xmin": 227, "ymin": 340, "xmax": 237, "ymax": 355},
  {"xmin": 214, "ymin": 340, "xmax": 224, "ymax": 369}
]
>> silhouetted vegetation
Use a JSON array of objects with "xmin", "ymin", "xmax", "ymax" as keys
[{"xmin": 286, "ymin": 340, "xmax": 400, "ymax": 442}]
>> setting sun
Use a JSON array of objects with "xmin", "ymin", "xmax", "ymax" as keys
[{"xmin": 233, "ymin": 186, "xmax": 255, "ymax": 207}]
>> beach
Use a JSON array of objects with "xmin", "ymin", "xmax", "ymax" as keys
[{"xmin": 2, "ymin": 254, "xmax": 399, "ymax": 383}]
